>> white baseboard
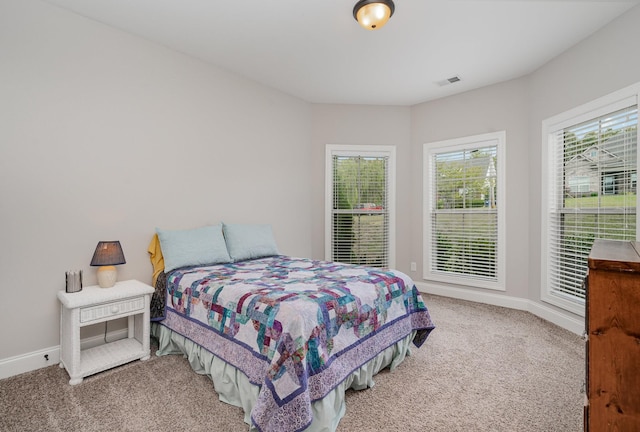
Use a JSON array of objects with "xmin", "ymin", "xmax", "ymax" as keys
[
  {"xmin": 0, "ymin": 345, "xmax": 61, "ymax": 380},
  {"xmin": 0, "ymin": 328, "xmax": 129, "ymax": 381},
  {"xmin": 526, "ymin": 300, "xmax": 584, "ymax": 336},
  {"xmin": 416, "ymin": 281, "xmax": 585, "ymax": 335}
]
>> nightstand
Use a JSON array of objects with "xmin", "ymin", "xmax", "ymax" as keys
[{"xmin": 57, "ymin": 279, "xmax": 155, "ymax": 385}]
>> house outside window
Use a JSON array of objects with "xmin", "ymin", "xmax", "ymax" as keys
[
  {"xmin": 423, "ymin": 131, "xmax": 506, "ymax": 291},
  {"xmin": 542, "ymin": 84, "xmax": 639, "ymax": 315}
]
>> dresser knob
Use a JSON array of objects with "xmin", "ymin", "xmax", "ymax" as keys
[{"xmin": 111, "ymin": 306, "xmax": 119, "ymax": 314}]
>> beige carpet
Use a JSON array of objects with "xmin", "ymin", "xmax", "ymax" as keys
[{"xmin": 0, "ymin": 295, "xmax": 584, "ymax": 432}]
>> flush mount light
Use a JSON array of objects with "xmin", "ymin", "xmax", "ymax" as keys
[{"xmin": 353, "ymin": 0, "xmax": 395, "ymax": 30}]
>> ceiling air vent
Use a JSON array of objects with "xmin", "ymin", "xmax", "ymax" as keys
[{"xmin": 436, "ymin": 75, "xmax": 462, "ymax": 86}]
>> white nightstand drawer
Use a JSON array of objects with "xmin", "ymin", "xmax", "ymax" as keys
[{"xmin": 80, "ymin": 297, "xmax": 145, "ymax": 323}]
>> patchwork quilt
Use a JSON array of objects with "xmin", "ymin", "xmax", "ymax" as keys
[{"xmin": 160, "ymin": 256, "xmax": 435, "ymax": 432}]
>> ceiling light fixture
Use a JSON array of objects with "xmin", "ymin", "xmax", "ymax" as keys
[{"xmin": 353, "ymin": 0, "xmax": 395, "ymax": 31}]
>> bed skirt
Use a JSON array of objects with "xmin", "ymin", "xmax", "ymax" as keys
[{"xmin": 152, "ymin": 322, "xmax": 416, "ymax": 432}]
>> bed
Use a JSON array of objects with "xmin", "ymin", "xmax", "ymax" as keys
[{"xmin": 148, "ymin": 223, "xmax": 435, "ymax": 432}]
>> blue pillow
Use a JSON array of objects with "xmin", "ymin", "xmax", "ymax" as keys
[
  {"xmin": 156, "ymin": 224, "xmax": 231, "ymax": 272},
  {"xmin": 222, "ymin": 223, "xmax": 279, "ymax": 262}
]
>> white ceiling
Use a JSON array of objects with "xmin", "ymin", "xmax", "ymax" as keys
[{"xmin": 43, "ymin": 0, "xmax": 638, "ymax": 106}]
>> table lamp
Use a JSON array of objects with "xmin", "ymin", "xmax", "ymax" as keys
[{"xmin": 90, "ymin": 241, "xmax": 126, "ymax": 288}]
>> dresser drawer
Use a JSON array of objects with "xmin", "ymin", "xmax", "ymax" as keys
[{"xmin": 80, "ymin": 297, "xmax": 145, "ymax": 323}]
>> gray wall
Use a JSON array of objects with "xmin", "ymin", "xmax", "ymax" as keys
[
  {"xmin": 0, "ymin": 0, "xmax": 311, "ymax": 359},
  {"xmin": 527, "ymin": 5, "xmax": 640, "ymax": 305},
  {"xmin": 2, "ymin": 0, "xmax": 639, "ymax": 365},
  {"xmin": 309, "ymin": 104, "xmax": 412, "ymax": 272},
  {"xmin": 311, "ymin": 5, "xmax": 640, "ymax": 323},
  {"xmin": 410, "ymin": 78, "xmax": 531, "ymax": 299}
]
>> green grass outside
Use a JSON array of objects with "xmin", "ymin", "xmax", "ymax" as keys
[{"xmin": 564, "ymin": 193, "xmax": 637, "ymax": 208}]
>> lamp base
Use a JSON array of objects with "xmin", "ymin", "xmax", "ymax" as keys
[{"xmin": 96, "ymin": 266, "xmax": 117, "ymax": 288}]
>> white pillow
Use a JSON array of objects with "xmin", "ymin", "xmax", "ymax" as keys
[
  {"xmin": 222, "ymin": 223, "xmax": 279, "ymax": 262},
  {"xmin": 156, "ymin": 224, "xmax": 231, "ymax": 272}
]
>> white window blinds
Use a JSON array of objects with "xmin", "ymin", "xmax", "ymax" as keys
[
  {"xmin": 330, "ymin": 154, "xmax": 389, "ymax": 268},
  {"xmin": 424, "ymin": 132, "xmax": 505, "ymax": 291},
  {"xmin": 547, "ymin": 104, "xmax": 638, "ymax": 303}
]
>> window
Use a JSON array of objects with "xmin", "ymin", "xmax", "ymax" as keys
[
  {"xmin": 325, "ymin": 145, "xmax": 395, "ymax": 268},
  {"xmin": 542, "ymin": 84, "xmax": 639, "ymax": 315},
  {"xmin": 423, "ymin": 132, "xmax": 506, "ymax": 290}
]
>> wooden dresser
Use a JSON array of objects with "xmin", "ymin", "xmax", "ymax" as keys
[{"xmin": 585, "ymin": 239, "xmax": 640, "ymax": 431}]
